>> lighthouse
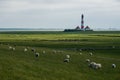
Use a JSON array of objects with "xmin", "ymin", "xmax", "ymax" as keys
[
  {"xmin": 64, "ymin": 14, "xmax": 93, "ymax": 32},
  {"xmin": 81, "ymin": 14, "xmax": 84, "ymax": 30}
]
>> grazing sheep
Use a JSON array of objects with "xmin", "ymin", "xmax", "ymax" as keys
[
  {"xmin": 89, "ymin": 62, "xmax": 102, "ymax": 69},
  {"xmin": 31, "ymin": 48, "xmax": 36, "ymax": 52},
  {"xmin": 9, "ymin": 46, "xmax": 12, "ymax": 50},
  {"xmin": 43, "ymin": 51, "xmax": 46, "ymax": 54},
  {"xmin": 24, "ymin": 48, "xmax": 28, "ymax": 52},
  {"xmin": 12, "ymin": 47, "xmax": 15, "ymax": 51},
  {"xmin": 79, "ymin": 53, "xmax": 82, "ymax": 55},
  {"xmin": 112, "ymin": 64, "xmax": 116, "ymax": 68},
  {"xmin": 89, "ymin": 52, "xmax": 93, "ymax": 56},
  {"xmin": 86, "ymin": 59, "xmax": 90, "ymax": 63},
  {"xmin": 64, "ymin": 55, "xmax": 70, "ymax": 63},
  {"xmin": 35, "ymin": 52, "xmax": 39, "ymax": 58},
  {"xmin": 66, "ymin": 55, "xmax": 70, "ymax": 59},
  {"xmin": 89, "ymin": 62, "xmax": 96, "ymax": 68},
  {"xmin": 94, "ymin": 63, "xmax": 102, "ymax": 69},
  {"xmin": 64, "ymin": 58, "xmax": 70, "ymax": 63}
]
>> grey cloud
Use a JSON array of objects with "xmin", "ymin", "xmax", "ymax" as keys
[
  {"xmin": 0, "ymin": 0, "xmax": 120, "ymax": 29},
  {"xmin": 115, "ymin": 0, "xmax": 120, "ymax": 2}
]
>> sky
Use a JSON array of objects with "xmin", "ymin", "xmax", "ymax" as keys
[{"xmin": 0, "ymin": 0, "xmax": 120, "ymax": 30}]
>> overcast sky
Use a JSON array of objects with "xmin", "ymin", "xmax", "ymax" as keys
[{"xmin": 0, "ymin": 0, "xmax": 120, "ymax": 29}]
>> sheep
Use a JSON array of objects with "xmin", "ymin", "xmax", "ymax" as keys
[
  {"xmin": 79, "ymin": 53, "xmax": 82, "ymax": 55},
  {"xmin": 24, "ymin": 48, "xmax": 28, "ymax": 52},
  {"xmin": 43, "ymin": 51, "xmax": 46, "ymax": 54},
  {"xmin": 94, "ymin": 63, "xmax": 102, "ymax": 69},
  {"xmin": 9, "ymin": 46, "xmax": 15, "ymax": 51},
  {"xmin": 89, "ymin": 62, "xmax": 96, "ymax": 68},
  {"xmin": 66, "ymin": 55, "xmax": 70, "ymax": 59},
  {"xmin": 63, "ymin": 55, "xmax": 70, "ymax": 63},
  {"xmin": 89, "ymin": 62, "xmax": 102, "ymax": 69},
  {"xmin": 35, "ymin": 52, "xmax": 39, "ymax": 58},
  {"xmin": 31, "ymin": 48, "xmax": 36, "ymax": 52},
  {"xmin": 12, "ymin": 47, "xmax": 15, "ymax": 51},
  {"xmin": 9, "ymin": 46, "xmax": 12, "ymax": 50},
  {"xmin": 64, "ymin": 58, "xmax": 70, "ymax": 63},
  {"xmin": 86, "ymin": 59, "xmax": 90, "ymax": 63},
  {"xmin": 112, "ymin": 64, "xmax": 116, "ymax": 68},
  {"xmin": 89, "ymin": 52, "xmax": 93, "ymax": 56}
]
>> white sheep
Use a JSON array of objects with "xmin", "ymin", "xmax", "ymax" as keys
[
  {"xmin": 79, "ymin": 53, "xmax": 82, "ymax": 55},
  {"xmin": 64, "ymin": 58, "xmax": 70, "ymax": 63},
  {"xmin": 24, "ymin": 48, "xmax": 28, "ymax": 52},
  {"xmin": 89, "ymin": 52, "xmax": 93, "ymax": 56},
  {"xmin": 9, "ymin": 46, "xmax": 12, "ymax": 50},
  {"xmin": 94, "ymin": 63, "xmax": 102, "ymax": 69},
  {"xmin": 66, "ymin": 55, "xmax": 70, "ymax": 59},
  {"xmin": 35, "ymin": 52, "xmax": 39, "ymax": 58},
  {"xmin": 112, "ymin": 64, "xmax": 116, "ymax": 68},
  {"xmin": 89, "ymin": 62, "xmax": 96, "ymax": 68},
  {"xmin": 89, "ymin": 62, "xmax": 102, "ymax": 69},
  {"xmin": 86, "ymin": 59, "xmax": 90, "ymax": 63},
  {"xmin": 43, "ymin": 51, "xmax": 46, "ymax": 54},
  {"xmin": 12, "ymin": 47, "xmax": 15, "ymax": 51}
]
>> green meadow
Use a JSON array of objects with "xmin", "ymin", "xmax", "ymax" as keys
[{"xmin": 0, "ymin": 31, "xmax": 120, "ymax": 80}]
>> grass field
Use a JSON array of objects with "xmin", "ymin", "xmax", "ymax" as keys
[{"xmin": 0, "ymin": 31, "xmax": 120, "ymax": 80}]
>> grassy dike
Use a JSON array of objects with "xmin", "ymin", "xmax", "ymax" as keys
[{"xmin": 0, "ymin": 31, "xmax": 120, "ymax": 80}]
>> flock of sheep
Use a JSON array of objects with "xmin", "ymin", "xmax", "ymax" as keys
[
  {"xmin": 64, "ymin": 52, "xmax": 117, "ymax": 69},
  {"xmin": 86, "ymin": 59, "xmax": 116, "ymax": 69},
  {"xmin": 86, "ymin": 53, "xmax": 116, "ymax": 69},
  {"xmin": 9, "ymin": 45, "xmax": 40, "ymax": 58},
  {"xmin": 7, "ymin": 45, "xmax": 117, "ymax": 69}
]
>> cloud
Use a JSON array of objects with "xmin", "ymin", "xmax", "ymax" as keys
[
  {"xmin": 0, "ymin": 0, "xmax": 119, "ymax": 12},
  {"xmin": 115, "ymin": 0, "xmax": 120, "ymax": 2},
  {"xmin": 0, "ymin": 0, "xmax": 120, "ymax": 29}
]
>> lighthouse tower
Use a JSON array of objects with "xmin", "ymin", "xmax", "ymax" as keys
[{"xmin": 81, "ymin": 14, "xmax": 84, "ymax": 30}]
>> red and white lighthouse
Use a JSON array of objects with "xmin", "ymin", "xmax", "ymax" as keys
[{"xmin": 81, "ymin": 14, "xmax": 84, "ymax": 29}]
